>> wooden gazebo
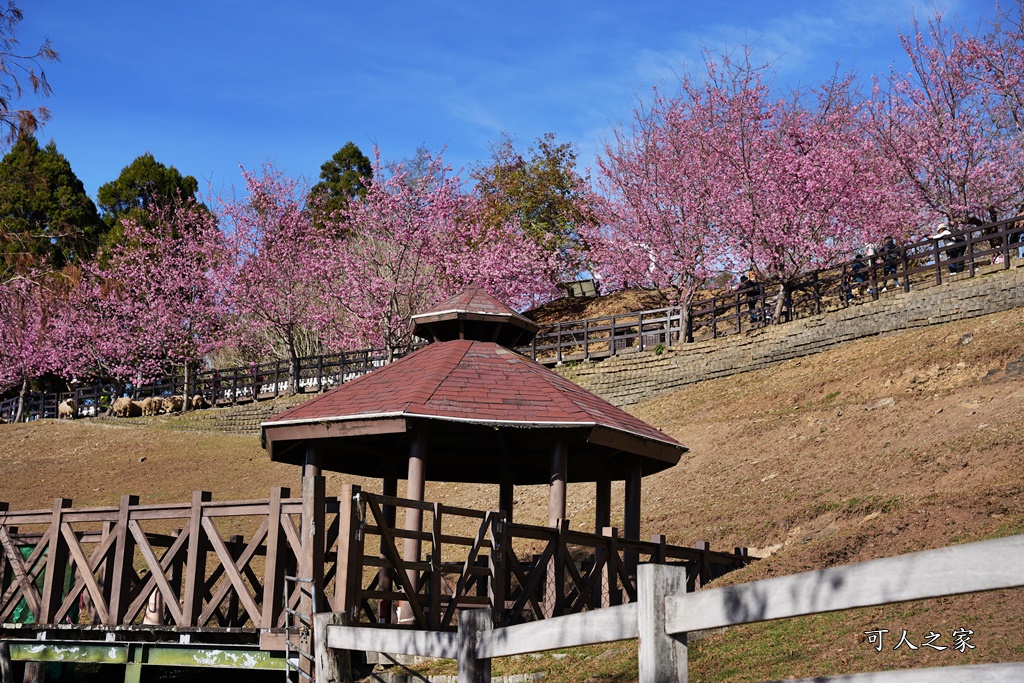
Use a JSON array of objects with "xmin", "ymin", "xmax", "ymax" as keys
[{"xmin": 261, "ymin": 285, "xmax": 688, "ymax": 618}]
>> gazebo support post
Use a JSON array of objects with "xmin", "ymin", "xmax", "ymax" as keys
[
  {"xmin": 548, "ymin": 438, "xmax": 567, "ymax": 527},
  {"xmin": 545, "ymin": 438, "xmax": 568, "ymax": 618},
  {"xmin": 624, "ymin": 457, "xmax": 642, "ymax": 581},
  {"xmin": 400, "ymin": 430, "xmax": 428, "ymax": 624},
  {"xmin": 378, "ymin": 474, "xmax": 397, "ymax": 624},
  {"xmin": 303, "ymin": 445, "xmax": 322, "ymax": 478},
  {"xmin": 595, "ymin": 464, "xmax": 611, "ymax": 534},
  {"xmin": 499, "ymin": 470, "xmax": 514, "ymax": 525}
]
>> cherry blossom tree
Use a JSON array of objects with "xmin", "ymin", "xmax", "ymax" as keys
[
  {"xmin": 590, "ymin": 49, "xmax": 914, "ymax": 322},
  {"xmin": 704, "ymin": 54, "xmax": 914, "ymax": 312},
  {"xmin": 218, "ymin": 164, "xmax": 338, "ymax": 392},
  {"xmin": 333, "ymin": 149, "xmax": 560, "ymax": 353},
  {"xmin": 586, "ymin": 82, "xmax": 728, "ymax": 334},
  {"xmin": 56, "ymin": 197, "xmax": 226, "ymax": 406},
  {"xmin": 871, "ymin": 11, "xmax": 1024, "ymax": 229},
  {"xmin": 0, "ymin": 272, "xmax": 59, "ymax": 420}
]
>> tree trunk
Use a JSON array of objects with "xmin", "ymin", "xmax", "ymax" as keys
[
  {"xmin": 106, "ymin": 380, "xmax": 124, "ymax": 416},
  {"xmin": 681, "ymin": 304, "xmax": 693, "ymax": 343},
  {"xmin": 182, "ymin": 363, "xmax": 191, "ymax": 412},
  {"xmin": 773, "ymin": 283, "xmax": 787, "ymax": 325},
  {"xmin": 289, "ymin": 349, "xmax": 299, "ymax": 396},
  {"xmin": 14, "ymin": 377, "xmax": 27, "ymax": 423}
]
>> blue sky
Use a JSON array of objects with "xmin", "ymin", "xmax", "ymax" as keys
[{"xmin": 21, "ymin": 0, "xmax": 990, "ymax": 201}]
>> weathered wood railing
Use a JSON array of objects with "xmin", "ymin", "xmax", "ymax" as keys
[
  {"xmin": 522, "ymin": 214, "xmax": 1024, "ymax": 364},
  {"xmin": 320, "ymin": 533, "xmax": 1024, "ymax": 683},
  {"xmin": 1, "ymin": 481, "xmax": 749, "ymax": 640},
  {"xmin": 336, "ymin": 487, "xmax": 751, "ymax": 632},
  {"xmin": 0, "ymin": 478, "xmax": 333, "ymax": 634}
]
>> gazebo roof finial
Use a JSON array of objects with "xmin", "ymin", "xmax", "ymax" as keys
[{"xmin": 410, "ymin": 282, "xmax": 541, "ymax": 347}]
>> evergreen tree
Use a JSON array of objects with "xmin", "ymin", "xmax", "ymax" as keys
[
  {"xmin": 309, "ymin": 142, "xmax": 372, "ymax": 223},
  {"xmin": 97, "ymin": 152, "xmax": 200, "ymax": 249},
  {"xmin": 0, "ymin": 134, "xmax": 103, "ymax": 277}
]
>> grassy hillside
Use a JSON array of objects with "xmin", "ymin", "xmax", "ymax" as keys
[{"xmin": 1, "ymin": 308, "xmax": 1022, "ymax": 681}]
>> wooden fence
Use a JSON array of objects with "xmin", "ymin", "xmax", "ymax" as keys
[
  {"xmin": 0, "ymin": 346, "xmax": 409, "ymax": 423},
  {"xmin": 6, "ymin": 215, "xmax": 1021, "ymax": 423},
  {"xmin": 335, "ymin": 487, "xmax": 750, "ymax": 632},
  {"xmin": 0, "ymin": 479, "xmax": 331, "ymax": 636},
  {"xmin": 522, "ymin": 214, "xmax": 1024, "ymax": 364},
  {"xmin": 320, "ymin": 533, "xmax": 1024, "ymax": 683},
  {"xmin": 0, "ymin": 480, "xmax": 749, "ymax": 641}
]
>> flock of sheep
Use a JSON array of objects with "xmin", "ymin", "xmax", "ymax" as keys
[{"xmin": 56, "ymin": 394, "xmax": 212, "ymax": 420}]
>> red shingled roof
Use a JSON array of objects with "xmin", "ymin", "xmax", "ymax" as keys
[
  {"xmin": 264, "ymin": 340, "xmax": 682, "ymax": 451},
  {"xmin": 413, "ymin": 283, "xmax": 526, "ymax": 320}
]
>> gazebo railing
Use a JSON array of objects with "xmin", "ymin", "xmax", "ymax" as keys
[{"xmin": 335, "ymin": 487, "xmax": 753, "ymax": 631}]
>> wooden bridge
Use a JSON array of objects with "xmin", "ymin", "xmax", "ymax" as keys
[{"xmin": 0, "ymin": 477, "xmax": 751, "ymax": 681}]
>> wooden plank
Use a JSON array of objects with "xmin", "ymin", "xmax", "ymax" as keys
[
  {"xmin": 106, "ymin": 494, "xmax": 138, "ymax": 625},
  {"xmin": 637, "ymin": 564, "xmax": 688, "ymax": 683},
  {"xmin": 301, "ymin": 476, "xmax": 326, "ymax": 614},
  {"xmin": 327, "ymin": 625, "xmax": 459, "ymax": 659},
  {"xmin": 334, "ymin": 484, "xmax": 356, "ymax": 617},
  {"xmin": 40, "ymin": 498, "xmax": 72, "ymax": 623},
  {"xmin": 476, "ymin": 603, "xmax": 638, "ymax": 658},
  {"xmin": 666, "ymin": 534, "xmax": 1024, "ymax": 635},
  {"xmin": 181, "ymin": 490, "xmax": 212, "ymax": 625},
  {"xmin": 0, "ymin": 640, "xmax": 11, "ymax": 683},
  {"xmin": 458, "ymin": 608, "xmax": 492, "ymax": 683},
  {"xmin": 262, "ymin": 486, "xmax": 289, "ymax": 629},
  {"xmin": 764, "ymin": 663, "xmax": 1024, "ymax": 683},
  {"xmin": 314, "ymin": 612, "xmax": 353, "ymax": 683},
  {"xmin": 431, "ymin": 503, "xmax": 443, "ymax": 631}
]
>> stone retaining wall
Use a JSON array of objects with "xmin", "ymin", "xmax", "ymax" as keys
[{"xmin": 555, "ymin": 264, "xmax": 1024, "ymax": 407}]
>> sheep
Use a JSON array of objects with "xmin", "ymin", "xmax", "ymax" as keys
[
  {"xmin": 129, "ymin": 399, "xmax": 144, "ymax": 417},
  {"xmin": 161, "ymin": 395, "xmax": 184, "ymax": 414},
  {"xmin": 58, "ymin": 398, "xmax": 77, "ymax": 420},
  {"xmin": 191, "ymin": 394, "xmax": 209, "ymax": 410},
  {"xmin": 141, "ymin": 397, "xmax": 164, "ymax": 416},
  {"xmin": 111, "ymin": 397, "xmax": 133, "ymax": 417}
]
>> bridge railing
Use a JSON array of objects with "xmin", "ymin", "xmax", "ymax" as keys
[{"xmin": 0, "ymin": 478, "xmax": 333, "ymax": 633}]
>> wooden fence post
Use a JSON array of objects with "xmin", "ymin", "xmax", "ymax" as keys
[
  {"xmin": 333, "ymin": 484, "xmax": 359, "ymax": 619},
  {"xmin": 107, "ymin": 494, "xmax": 139, "ymax": 625},
  {"xmin": 262, "ymin": 486, "xmax": 289, "ymax": 629},
  {"xmin": 0, "ymin": 639, "xmax": 11, "ymax": 683},
  {"xmin": 457, "ymin": 607, "xmax": 493, "ymax": 683},
  {"xmin": 301, "ymin": 476, "xmax": 326, "ymax": 616},
  {"xmin": 487, "ymin": 513, "xmax": 506, "ymax": 627},
  {"xmin": 602, "ymin": 526, "xmax": 619, "ymax": 608},
  {"xmin": 183, "ymin": 490, "xmax": 212, "ymax": 625},
  {"xmin": 637, "ymin": 563, "xmax": 688, "ymax": 683},
  {"xmin": 313, "ymin": 611, "xmax": 353, "ymax": 683},
  {"xmin": 695, "ymin": 541, "xmax": 711, "ymax": 589}
]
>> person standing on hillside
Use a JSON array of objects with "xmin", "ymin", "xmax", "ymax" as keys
[{"xmin": 880, "ymin": 236, "xmax": 901, "ymax": 291}]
